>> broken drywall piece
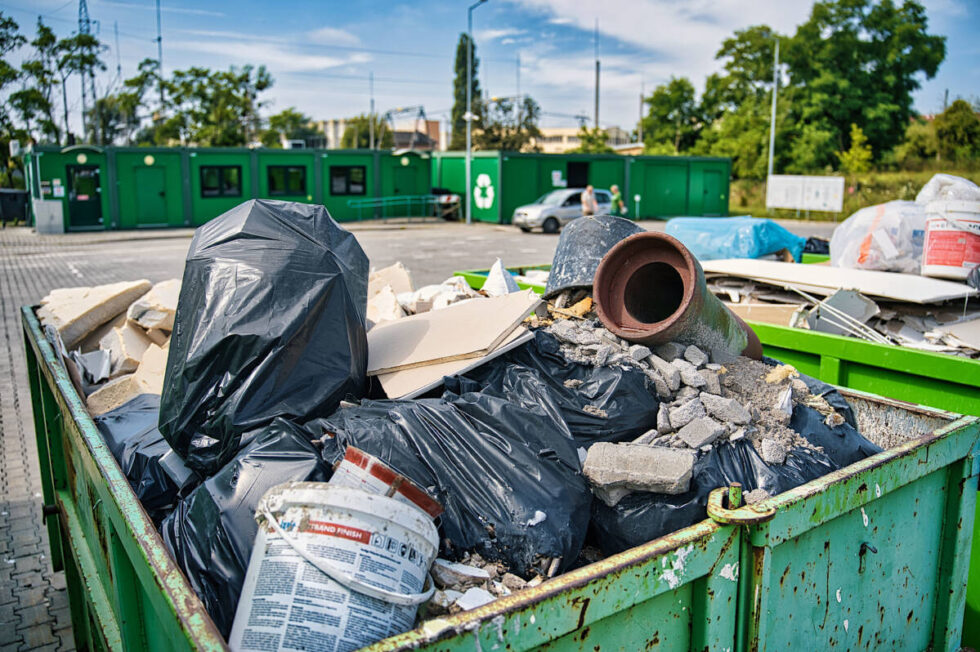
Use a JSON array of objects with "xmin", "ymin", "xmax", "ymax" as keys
[
  {"xmin": 939, "ymin": 317, "xmax": 980, "ymax": 350},
  {"xmin": 483, "ymin": 259, "xmax": 521, "ymax": 297},
  {"xmin": 38, "ymin": 280, "xmax": 152, "ymax": 349},
  {"xmin": 806, "ymin": 289, "xmax": 879, "ymax": 337},
  {"xmin": 397, "ymin": 276, "xmax": 475, "ymax": 314},
  {"xmin": 366, "ymin": 284, "xmax": 405, "ymax": 324},
  {"xmin": 127, "ymin": 279, "xmax": 180, "ymax": 331},
  {"xmin": 86, "ymin": 342, "xmax": 169, "ymax": 416},
  {"xmin": 99, "ymin": 321, "xmax": 152, "ymax": 377},
  {"xmin": 369, "ymin": 262, "xmax": 414, "ymax": 299},
  {"xmin": 78, "ymin": 310, "xmax": 128, "ymax": 353},
  {"xmin": 725, "ymin": 302, "xmax": 802, "ymax": 327},
  {"xmin": 368, "ymin": 290, "xmax": 541, "ymax": 375}
]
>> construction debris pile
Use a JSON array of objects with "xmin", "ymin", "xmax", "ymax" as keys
[{"xmin": 37, "ymin": 204, "xmax": 883, "ymax": 648}]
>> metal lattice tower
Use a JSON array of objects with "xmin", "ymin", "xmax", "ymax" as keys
[{"xmin": 78, "ymin": 0, "xmax": 99, "ymax": 139}]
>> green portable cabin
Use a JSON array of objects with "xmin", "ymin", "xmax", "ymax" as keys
[
  {"xmin": 22, "ymin": 145, "xmax": 433, "ymax": 230},
  {"xmin": 430, "ymin": 151, "xmax": 731, "ymax": 224}
]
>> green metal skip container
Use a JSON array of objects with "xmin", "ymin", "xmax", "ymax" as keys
[{"xmin": 21, "ymin": 303, "xmax": 980, "ymax": 651}]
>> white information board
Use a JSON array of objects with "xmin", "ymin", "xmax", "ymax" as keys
[{"xmin": 766, "ymin": 175, "xmax": 845, "ymax": 212}]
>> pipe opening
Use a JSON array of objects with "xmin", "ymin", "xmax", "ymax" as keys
[{"xmin": 623, "ymin": 262, "xmax": 685, "ymax": 324}]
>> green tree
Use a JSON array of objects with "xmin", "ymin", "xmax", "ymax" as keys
[
  {"xmin": 340, "ymin": 114, "xmax": 393, "ymax": 149},
  {"xmin": 260, "ymin": 107, "xmax": 318, "ymax": 147},
  {"xmin": 449, "ymin": 33, "xmax": 481, "ymax": 150},
  {"xmin": 473, "ymin": 96, "xmax": 542, "ymax": 151},
  {"xmin": 569, "ymin": 126, "xmax": 613, "ymax": 153},
  {"xmin": 9, "ymin": 19, "xmax": 59, "ymax": 144},
  {"xmin": 641, "ymin": 77, "xmax": 699, "ymax": 152},
  {"xmin": 836, "ymin": 123, "xmax": 873, "ymax": 174},
  {"xmin": 933, "ymin": 99, "xmax": 980, "ymax": 161},
  {"xmin": 894, "ymin": 118, "xmax": 937, "ymax": 165},
  {"xmin": 0, "ymin": 11, "xmax": 26, "ymax": 187}
]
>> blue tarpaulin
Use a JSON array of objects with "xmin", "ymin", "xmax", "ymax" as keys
[{"xmin": 665, "ymin": 217, "xmax": 807, "ymax": 262}]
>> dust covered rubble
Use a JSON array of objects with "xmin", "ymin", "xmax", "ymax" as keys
[
  {"xmin": 424, "ymin": 553, "xmax": 544, "ymax": 616},
  {"xmin": 545, "ymin": 317, "xmax": 839, "ymax": 465}
]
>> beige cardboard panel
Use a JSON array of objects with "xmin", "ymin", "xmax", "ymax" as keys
[{"xmin": 725, "ymin": 302, "xmax": 802, "ymax": 327}]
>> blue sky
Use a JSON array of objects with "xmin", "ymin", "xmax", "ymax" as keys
[{"xmin": 6, "ymin": 0, "xmax": 978, "ymax": 136}]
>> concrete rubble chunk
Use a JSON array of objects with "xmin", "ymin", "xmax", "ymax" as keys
[
  {"xmin": 761, "ymin": 438, "xmax": 788, "ymax": 465},
  {"xmin": 730, "ymin": 427, "xmax": 747, "ymax": 441},
  {"xmin": 583, "ymin": 442, "xmax": 696, "ymax": 506},
  {"xmin": 654, "ymin": 342, "xmax": 686, "ymax": 361},
  {"xmin": 646, "ymin": 354, "xmax": 681, "ymax": 391},
  {"xmin": 683, "ymin": 345, "xmax": 708, "ymax": 367},
  {"xmin": 99, "ymin": 322, "xmax": 152, "ymax": 377},
  {"xmin": 672, "ymin": 357, "xmax": 705, "ymax": 388},
  {"xmin": 632, "ymin": 429, "xmax": 659, "ymax": 446},
  {"xmin": 657, "ymin": 403, "xmax": 673, "ymax": 433},
  {"xmin": 676, "ymin": 385, "xmax": 699, "ymax": 400},
  {"xmin": 548, "ymin": 319, "xmax": 600, "ymax": 346},
  {"xmin": 564, "ymin": 378, "xmax": 583, "ymax": 389},
  {"xmin": 744, "ymin": 488, "xmax": 771, "ymax": 505},
  {"xmin": 700, "ymin": 369, "xmax": 722, "ymax": 394},
  {"xmin": 669, "ymin": 398, "xmax": 705, "ymax": 429},
  {"xmin": 431, "ymin": 558, "xmax": 491, "ymax": 589},
  {"xmin": 677, "ymin": 416, "xmax": 726, "ymax": 448},
  {"xmin": 86, "ymin": 342, "xmax": 169, "ymax": 416},
  {"xmin": 700, "ymin": 393, "xmax": 751, "ymax": 425},
  {"xmin": 38, "ymin": 280, "xmax": 152, "ymax": 349},
  {"xmin": 126, "ymin": 279, "xmax": 180, "ymax": 331},
  {"xmin": 628, "ymin": 344, "xmax": 652, "ymax": 361},
  {"xmin": 644, "ymin": 369, "xmax": 671, "ymax": 398},
  {"xmin": 501, "ymin": 573, "xmax": 527, "ymax": 592},
  {"xmin": 594, "ymin": 344, "xmax": 615, "ymax": 366}
]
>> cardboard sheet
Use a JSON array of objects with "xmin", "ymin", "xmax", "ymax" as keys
[
  {"xmin": 367, "ymin": 290, "xmax": 541, "ymax": 375},
  {"xmin": 725, "ymin": 302, "xmax": 802, "ymax": 327},
  {"xmin": 702, "ymin": 259, "xmax": 977, "ymax": 304}
]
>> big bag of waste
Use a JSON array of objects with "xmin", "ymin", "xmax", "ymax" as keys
[
  {"xmin": 445, "ymin": 331, "xmax": 659, "ymax": 444},
  {"xmin": 665, "ymin": 217, "xmax": 807, "ymax": 262},
  {"xmin": 315, "ymin": 389, "xmax": 592, "ymax": 577},
  {"xmin": 159, "ymin": 200, "xmax": 369, "ymax": 475},
  {"xmin": 159, "ymin": 418, "xmax": 330, "ymax": 636},
  {"xmin": 830, "ymin": 200, "xmax": 926, "ymax": 273}
]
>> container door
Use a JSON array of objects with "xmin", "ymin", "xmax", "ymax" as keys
[
  {"xmin": 644, "ymin": 162, "xmax": 688, "ymax": 217},
  {"xmin": 567, "ymin": 161, "xmax": 589, "ymax": 188},
  {"xmin": 392, "ymin": 167, "xmax": 416, "ymax": 195},
  {"xmin": 701, "ymin": 170, "xmax": 724, "ymax": 216},
  {"xmin": 133, "ymin": 166, "xmax": 168, "ymax": 226},
  {"xmin": 66, "ymin": 165, "xmax": 103, "ymax": 229}
]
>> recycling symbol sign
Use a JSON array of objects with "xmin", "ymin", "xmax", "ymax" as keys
[{"xmin": 474, "ymin": 173, "xmax": 495, "ymax": 210}]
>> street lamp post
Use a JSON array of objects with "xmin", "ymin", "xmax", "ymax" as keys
[{"xmin": 466, "ymin": 0, "xmax": 488, "ymax": 225}]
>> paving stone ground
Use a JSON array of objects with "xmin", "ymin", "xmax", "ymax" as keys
[{"xmin": 0, "ymin": 217, "xmax": 835, "ymax": 649}]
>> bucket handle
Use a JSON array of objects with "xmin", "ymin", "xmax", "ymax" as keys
[{"xmin": 262, "ymin": 507, "xmax": 435, "ymax": 607}]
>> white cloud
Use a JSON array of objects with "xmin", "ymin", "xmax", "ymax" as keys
[
  {"xmin": 308, "ymin": 26, "xmax": 361, "ymax": 46},
  {"xmin": 168, "ymin": 39, "xmax": 370, "ymax": 73},
  {"xmin": 475, "ymin": 27, "xmax": 525, "ymax": 41},
  {"xmin": 94, "ymin": 0, "xmax": 225, "ymax": 17}
]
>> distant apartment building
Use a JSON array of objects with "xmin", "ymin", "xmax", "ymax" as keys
[
  {"xmin": 530, "ymin": 126, "xmax": 633, "ymax": 153},
  {"xmin": 310, "ymin": 118, "xmax": 443, "ymax": 150}
]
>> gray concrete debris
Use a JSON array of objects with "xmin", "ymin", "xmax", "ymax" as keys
[
  {"xmin": 628, "ymin": 344, "xmax": 652, "ymax": 361},
  {"xmin": 654, "ymin": 342, "xmax": 686, "ymax": 361},
  {"xmin": 700, "ymin": 445, "xmax": 713, "ymax": 452},
  {"xmin": 676, "ymin": 416, "xmax": 726, "ymax": 448},
  {"xmin": 743, "ymin": 488, "xmax": 771, "ymax": 505},
  {"xmin": 730, "ymin": 427, "xmax": 747, "ymax": 441},
  {"xmin": 672, "ymin": 358, "xmax": 706, "ymax": 388},
  {"xmin": 683, "ymin": 345, "xmax": 708, "ymax": 367},
  {"xmin": 676, "ymin": 385, "xmax": 699, "ymax": 400},
  {"xmin": 583, "ymin": 442, "xmax": 696, "ymax": 506},
  {"xmin": 760, "ymin": 438, "xmax": 788, "ymax": 465},
  {"xmin": 669, "ymin": 398, "xmax": 705, "ymax": 429},
  {"xmin": 632, "ymin": 429, "xmax": 659, "ymax": 446},
  {"xmin": 706, "ymin": 363, "xmax": 723, "ymax": 371},
  {"xmin": 700, "ymin": 369, "xmax": 722, "ymax": 394},
  {"xmin": 594, "ymin": 344, "xmax": 615, "ymax": 366},
  {"xmin": 657, "ymin": 403, "xmax": 673, "ymax": 433},
  {"xmin": 647, "ymin": 354, "xmax": 681, "ymax": 391},
  {"xmin": 645, "ymin": 369, "xmax": 672, "ymax": 398},
  {"xmin": 563, "ymin": 378, "xmax": 583, "ymax": 389},
  {"xmin": 583, "ymin": 404, "xmax": 608, "ymax": 418},
  {"xmin": 700, "ymin": 393, "xmax": 751, "ymax": 425},
  {"xmin": 549, "ymin": 319, "xmax": 601, "ymax": 346},
  {"xmin": 501, "ymin": 573, "xmax": 527, "ymax": 592},
  {"xmin": 431, "ymin": 558, "xmax": 491, "ymax": 589}
]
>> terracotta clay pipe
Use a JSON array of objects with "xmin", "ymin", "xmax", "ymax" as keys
[{"xmin": 593, "ymin": 232, "xmax": 763, "ymax": 361}]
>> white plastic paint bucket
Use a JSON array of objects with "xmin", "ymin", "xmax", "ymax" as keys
[
  {"xmin": 921, "ymin": 200, "xmax": 980, "ymax": 280},
  {"xmin": 228, "ymin": 483, "xmax": 439, "ymax": 652},
  {"xmin": 329, "ymin": 446, "xmax": 444, "ymax": 520}
]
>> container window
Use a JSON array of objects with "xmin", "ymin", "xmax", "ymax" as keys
[
  {"xmin": 200, "ymin": 166, "xmax": 242, "ymax": 198},
  {"xmin": 268, "ymin": 165, "xmax": 307, "ymax": 196},
  {"xmin": 330, "ymin": 166, "xmax": 367, "ymax": 196}
]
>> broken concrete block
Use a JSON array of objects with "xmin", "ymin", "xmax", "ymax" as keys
[
  {"xmin": 38, "ymin": 280, "xmax": 152, "ymax": 349},
  {"xmin": 628, "ymin": 344, "xmax": 652, "ymax": 361},
  {"xmin": 676, "ymin": 385, "xmax": 699, "ymax": 400},
  {"xmin": 367, "ymin": 284, "xmax": 406, "ymax": 324},
  {"xmin": 126, "ymin": 279, "xmax": 180, "ymax": 331},
  {"xmin": 669, "ymin": 398, "xmax": 705, "ymax": 429},
  {"xmin": 431, "ymin": 558, "xmax": 491, "ymax": 589},
  {"xmin": 583, "ymin": 442, "xmax": 696, "ymax": 506},
  {"xmin": 647, "ymin": 354, "xmax": 681, "ymax": 391},
  {"xmin": 730, "ymin": 427, "xmax": 747, "ymax": 441},
  {"xmin": 657, "ymin": 403, "xmax": 673, "ymax": 433},
  {"xmin": 700, "ymin": 369, "xmax": 722, "ymax": 394},
  {"xmin": 86, "ymin": 343, "xmax": 168, "ymax": 416},
  {"xmin": 583, "ymin": 404, "xmax": 608, "ymax": 418},
  {"xmin": 700, "ymin": 393, "xmax": 751, "ymax": 425},
  {"xmin": 677, "ymin": 416, "xmax": 726, "ymax": 448},
  {"xmin": 760, "ymin": 438, "xmax": 787, "ymax": 465},
  {"xmin": 743, "ymin": 488, "xmax": 771, "ymax": 505},
  {"xmin": 564, "ymin": 378, "xmax": 583, "ymax": 389},
  {"xmin": 683, "ymin": 345, "xmax": 708, "ymax": 367},
  {"xmin": 672, "ymin": 358, "xmax": 706, "ymax": 388},
  {"xmin": 644, "ymin": 369, "xmax": 671, "ymax": 398},
  {"xmin": 654, "ymin": 342, "xmax": 686, "ymax": 361},
  {"xmin": 369, "ymin": 262, "xmax": 414, "ymax": 298},
  {"xmin": 632, "ymin": 429, "xmax": 659, "ymax": 446},
  {"xmin": 548, "ymin": 319, "xmax": 601, "ymax": 346},
  {"xmin": 594, "ymin": 344, "xmax": 615, "ymax": 366},
  {"xmin": 99, "ymin": 322, "xmax": 152, "ymax": 377},
  {"xmin": 501, "ymin": 573, "xmax": 526, "ymax": 592}
]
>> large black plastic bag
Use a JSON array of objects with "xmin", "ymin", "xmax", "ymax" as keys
[
  {"xmin": 94, "ymin": 394, "xmax": 198, "ymax": 525},
  {"xmin": 315, "ymin": 389, "xmax": 592, "ymax": 577},
  {"xmin": 445, "ymin": 331, "xmax": 659, "ymax": 445},
  {"xmin": 159, "ymin": 418, "xmax": 330, "ymax": 636},
  {"xmin": 159, "ymin": 199, "xmax": 369, "ymax": 475},
  {"xmin": 591, "ymin": 439, "xmax": 839, "ymax": 555},
  {"xmin": 791, "ymin": 374, "xmax": 882, "ymax": 466}
]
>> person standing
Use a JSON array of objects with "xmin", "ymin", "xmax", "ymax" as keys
[
  {"xmin": 609, "ymin": 184, "xmax": 627, "ymax": 217},
  {"xmin": 581, "ymin": 185, "xmax": 598, "ymax": 216}
]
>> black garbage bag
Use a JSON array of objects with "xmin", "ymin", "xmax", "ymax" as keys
[
  {"xmin": 159, "ymin": 418, "xmax": 330, "ymax": 636},
  {"xmin": 445, "ymin": 331, "xmax": 658, "ymax": 445},
  {"xmin": 315, "ymin": 389, "xmax": 592, "ymax": 577},
  {"xmin": 94, "ymin": 394, "xmax": 198, "ymax": 525},
  {"xmin": 591, "ymin": 439, "xmax": 839, "ymax": 555},
  {"xmin": 159, "ymin": 199, "xmax": 369, "ymax": 476},
  {"xmin": 791, "ymin": 375, "xmax": 882, "ymax": 467}
]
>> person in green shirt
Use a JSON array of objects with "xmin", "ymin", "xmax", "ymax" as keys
[{"xmin": 609, "ymin": 184, "xmax": 627, "ymax": 217}]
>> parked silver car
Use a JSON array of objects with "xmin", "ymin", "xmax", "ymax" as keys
[{"xmin": 512, "ymin": 188, "xmax": 612, "ymax": 233}]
